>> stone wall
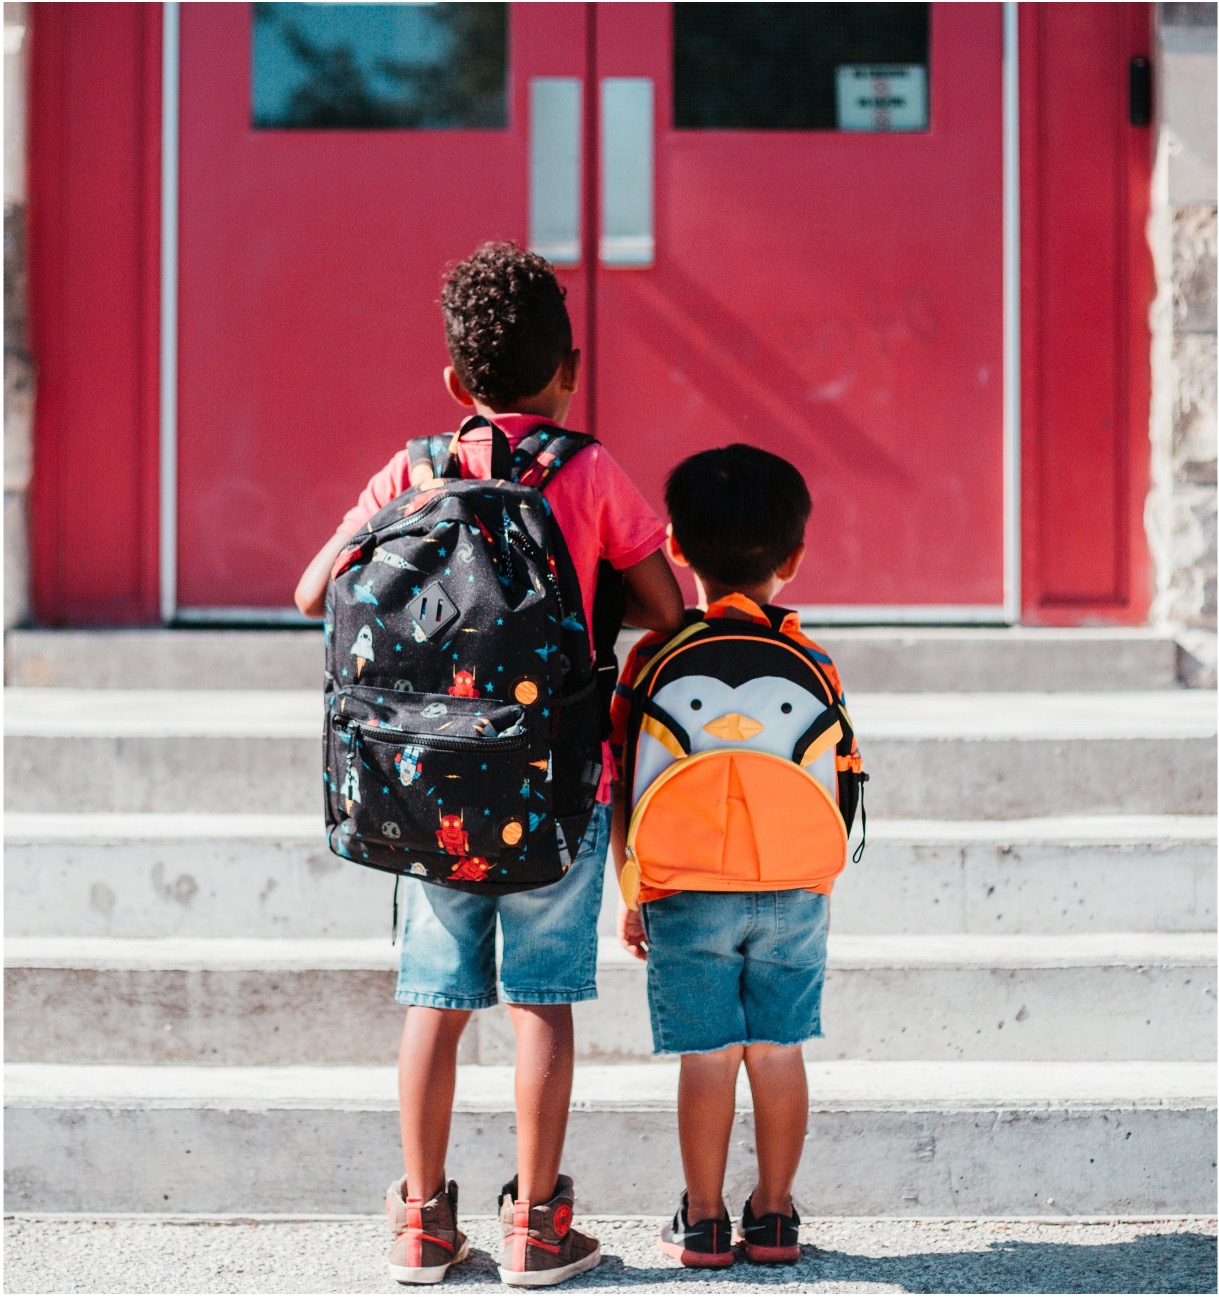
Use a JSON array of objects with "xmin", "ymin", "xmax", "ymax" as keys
[
  {"xmin": 1148, "ymin": 3, "xmax": 1218, "ymax": 684},
  {"xmin": 4, "ymin": 1, "xmax": 30, "ymax": 631}
]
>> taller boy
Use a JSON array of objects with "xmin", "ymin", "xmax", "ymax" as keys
[{"xmin": 296, "ymin": 243, "xmax": 683, "ymax": 1286}]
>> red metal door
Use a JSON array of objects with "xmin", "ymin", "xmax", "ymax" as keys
[
  {"xmin": 177, "ymin": 3, "xmax": 1005, "ymax": 616},
  {"xmin": 30, "ymin": 4, "xmax": 1153, "ymax": 627},
  {"xmin": 176, "ymin": 3, "xmax": 590, "ymax": 612},
  {"xmin": 591, "ymin": 3, "xmax": 1007, "ymax": 613}
]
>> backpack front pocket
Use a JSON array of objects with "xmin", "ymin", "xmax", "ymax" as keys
[
  {"xmin": 329, "ymin": 689, "xmax": 533, "ymax": 869},
  {"xmin": 626, "ymin": 749, "xmax": 848, "ymax": 895}
]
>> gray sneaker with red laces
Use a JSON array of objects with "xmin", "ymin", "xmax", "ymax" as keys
[
  {"xmin": 386, "ymin": 1176, "xmax": 470, "ymax": 1285},
  {"xmin": 498, "ymin": 1174, "xmax": 601, "ymax": 1287}
]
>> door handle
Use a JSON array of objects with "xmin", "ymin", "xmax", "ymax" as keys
[
  {"xmin": 529, "ymin": 77, "xmax": 582, "ymax": 266},
  {"xmin": 600, "ymin": 77, "xmax": 654, "ymax": 267}
]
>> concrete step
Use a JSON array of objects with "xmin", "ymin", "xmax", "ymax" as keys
[
  {"xmin": 4, "ymin": 625, "xmax": 1184, "ymax": 693},
  {"xmin": 5, "ymin": 689, "xmax": 1216, "ymax": 817},
  {"xmin": 7, "ymin": 935, "xmax": 1214, "ymax": 1065},
  {"xmin": 6, "ymin": 1061, "xmax": 1214, "ymax": 1215},
  {"xmin": 7, "ymin": 813, "xmax": 1214, "ymax": 939}
]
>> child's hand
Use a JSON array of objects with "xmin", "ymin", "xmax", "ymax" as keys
[{"xmin": 617, "ymin": 899, "xmax": 647, "ymax": 961}]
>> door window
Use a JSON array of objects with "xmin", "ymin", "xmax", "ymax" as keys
[
  {"xmin": 252, "ymin": 2, "xmax": 508, "ymax": 129},
  {"xmin": 673, "ymin": 2, "xmax": 929, "ymax": 131}
]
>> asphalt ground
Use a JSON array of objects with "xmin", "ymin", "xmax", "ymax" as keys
[{"xmin": 4, "ymin": 1215, "xmax": 1216, "ymax": 1295}]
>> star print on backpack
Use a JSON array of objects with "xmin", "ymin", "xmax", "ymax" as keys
[{"xmin": 322, "ymin": 416, "xmax": 611, "ymax": 894}]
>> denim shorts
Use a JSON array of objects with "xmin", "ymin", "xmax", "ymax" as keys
[
  {"xmin": 641, "ymin": 888, "xmax": 829, "ymax": 1055},
  {"xmin": 394, "ymin": 802, "xmax": 610, "ymax": 1009}
]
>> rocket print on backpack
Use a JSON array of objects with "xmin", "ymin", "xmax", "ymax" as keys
[
  {"xmin": 619, "ymin": 607, "xmax": 866, "ymax": 908},
  {"xmin": 323, "ymin": 416, "xmax": 605, "ymax": 894}
]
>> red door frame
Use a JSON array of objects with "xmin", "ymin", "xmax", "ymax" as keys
[
  {"xmin": 27, "ymin": 2, "xmax": 1155, "ymax": 627},
  {"xmin": 27, "ymin": 2, "xmax": 163, "ymax": 626},
  {"xmin": 1018, "ymin": 3, "xmax": 1155, "ymax": 625}
]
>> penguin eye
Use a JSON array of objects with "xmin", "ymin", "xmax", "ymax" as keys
[
  {"xmin": 781, "ymin": 702, "xmax": 793, "ymax": 714},
  {"xmin": 690, "ymin": 699, "xmax": 702, "ymax": 711}
]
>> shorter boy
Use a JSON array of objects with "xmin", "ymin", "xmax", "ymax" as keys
[{"xmin": 611, "ymin": 444, "xmax": 855, "ymax": 1269}]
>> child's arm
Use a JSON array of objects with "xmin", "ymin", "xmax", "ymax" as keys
[
  {"xmin": 620, "ymin": 550, "xmax": 684, "ymax": 633},
  {"xmin": 294, "ymin": 529, "xmax": 351, "ymax": 619},
  {"xmin": 611, "ymin": 781, "xmax": 647, "ymax": 960},
  {"xmin": 295, "ymin": 449, "xmax": 419, "ymax": 619}
]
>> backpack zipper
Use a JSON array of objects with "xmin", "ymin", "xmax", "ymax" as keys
[{"xmin": 341, "ymin": 719, "xmax": 526, "ymax": 753}]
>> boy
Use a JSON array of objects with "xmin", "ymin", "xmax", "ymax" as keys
[
  {"xmin": 296, "ymin": 242, "xmax": 683, "ymax": 1285},
  {"xmin": 611, "ymin": 444, "xmax": 854, "ymax": 1269}
]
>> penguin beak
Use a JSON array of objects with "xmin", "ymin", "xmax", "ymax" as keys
[{"xmin": 702, "ymin": 713, "xmax": 765, "ymax": 742}]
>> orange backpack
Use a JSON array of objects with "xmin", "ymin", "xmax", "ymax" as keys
[{"xmin": 619, "ymin": 612, "xmax": 865, "ymax": 908}]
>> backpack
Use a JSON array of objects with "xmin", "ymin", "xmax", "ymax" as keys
[
  {"xmin": 618, "ymin": 607, "xmax": 866, "ymax": 908},
  {"xmin": 323, "ymin": 415, "xmax": 616, "ymax": 894}
]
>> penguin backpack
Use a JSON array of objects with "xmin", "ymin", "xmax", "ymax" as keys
[
  {"xmin": 618, "ymin": 604, "xmax": 866, "ymax": 908},
  {"xmin": 323, "ymin": 415, "xmax": 620, "ymax": 895}
]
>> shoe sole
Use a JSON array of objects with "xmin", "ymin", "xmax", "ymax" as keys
[
  {"xmin": 389, "ymin": 1237, "xmax": 471, "ymax": 1285},
  {"xmin": 742, "ymin": 1242, "xmax": 801, "ymax": 1265},
  {"xmin": 497, "ymin": 1245, "xmax": 602, "ymax": 1287},
  {"xmin": 657, "ymin": 1239, "xmax": 735, "ymax": 1269}
]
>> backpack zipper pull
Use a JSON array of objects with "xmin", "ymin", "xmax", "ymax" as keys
[{"xmin": 851, "ymin": 772, "xmax": 869, "ymax": 865}]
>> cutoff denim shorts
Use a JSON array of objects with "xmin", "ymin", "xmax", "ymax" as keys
[
  {"xmin": 394, "ymin": 802, "xmax": 610, "ymax": 1009},
  {"xmin": 641, "ymin": 888, "xmax": 829, "ymax": 1055}
]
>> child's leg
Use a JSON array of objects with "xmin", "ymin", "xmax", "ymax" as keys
[
  {"xmin": 398, "ymin": 1006, "xmax": 472, "ymax": 1198},
  {"xmin": 505, "ymin": 1003, "xmax": 574, "ymax": 1201},
  {"xmin": 496, "ymin": 803, "xmax": 610, "ymax": 1205},
  {"xmin": 678, "ymin": 1045, "xmax": 745, "ymax": 1221},
  {"xmin": 742, "ymin": 1041, "xmax": 808, "ymax": 1215}
]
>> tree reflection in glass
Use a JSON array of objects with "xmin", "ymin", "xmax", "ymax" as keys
[{"xmin": 252, "ymin": 3, "xmax": 507, "ymax": 130}]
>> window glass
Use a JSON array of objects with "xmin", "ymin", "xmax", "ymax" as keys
[
  {"xmin": 674, "ymin": 3, "xmax": 930, "ymax": 132},
  {"xmin": 252, "ymin": 3, "xmax": 508, "ymax": 130}
]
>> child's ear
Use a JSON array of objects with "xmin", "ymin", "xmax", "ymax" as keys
[
  {"xmin": 665, "ymin": 524, "xmax": 690, "ymax": 568},
  {"xmin": 775, "ymin": 544, "xmax": 805, "ymax": 583},
  {"xmin": 444, "ymin": 366, "xmax": 476, "ymax": 408},
  {"xmin": 560, "ymin": 349, "xmax": 581, "ymax": 395}
]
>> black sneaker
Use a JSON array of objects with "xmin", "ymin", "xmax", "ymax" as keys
[
  {"xmin": 657, "ymin": 1192, "xmax": 734, "ymax": 1269},
  {"xmin": 735, "ymin": 1194, "xmax": 801, "ymax": 1264}
]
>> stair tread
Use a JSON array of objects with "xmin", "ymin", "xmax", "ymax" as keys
[
  {"xmin": 6, "ymin": 810, "xmax": 1216, "ymax": 843},
  {"xmin": 7, "ymin": 931, "xmax": 1215, "ymax": 970},
  {"xmin": 7, "ymin": 1061, "xmax": 1214, "ymax": 1109},
  {"xmin": 6, "ymin": 688, "xmax": 1215, "ymax": 738}
]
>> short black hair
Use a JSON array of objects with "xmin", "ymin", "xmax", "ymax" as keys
[
  {"xmin": 441, "ymin": 241, "xmax": 572, "ymax": 407},
  {"xmin": 665, "ymin": 444, "xmax": 812, "ymax": 588}
]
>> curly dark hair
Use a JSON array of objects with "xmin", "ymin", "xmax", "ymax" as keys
[
  {"xmin": 441, "ymin": 242, "xmax": 573, "ymax": 407},
  {"xmin": 665, "ymin": 444, "xmax": 812, "ymax": 588}
]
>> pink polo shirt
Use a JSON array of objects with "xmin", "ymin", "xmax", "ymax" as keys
[{"xmin": 338, "ymin": 414, "xmax": 668, "ymax": 801}]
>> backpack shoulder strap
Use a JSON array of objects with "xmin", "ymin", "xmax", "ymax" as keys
[
  {"xmin": 510, "ymin": 426, "xmax": 597, "ymax": 490},
  {"xmin": 405, "ymin": 434, "xmax": 457, "ymax": 485},
  {"xmin": 407, "ymin": 415, "xmax": 515, "ymax": 484}
]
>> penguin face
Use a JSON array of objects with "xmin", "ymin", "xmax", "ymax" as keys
[{"xmin": 652, "ymin": 674, "xmax": 827, "ymax": 763}]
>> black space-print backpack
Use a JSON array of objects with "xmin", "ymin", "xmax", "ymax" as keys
[{"xmin": 323, "ymin": 415, "xmax": 621, "ymax": 895}]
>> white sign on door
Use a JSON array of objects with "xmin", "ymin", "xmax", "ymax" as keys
[{"xmin": 836, "ymin": 65, "xmax": 928, "ymax": 132}]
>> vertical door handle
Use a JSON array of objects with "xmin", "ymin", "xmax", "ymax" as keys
[
  {"xmin": 529, "ymin": 78, "xmax": 582, "ymax": 266},
  {"xmin": 1128, "ymin": 57, "xmax": 1151, "ymax": 127},
  {"xmin": 600, "ymin": 78, "xmax": 654, "ymax": 267}
]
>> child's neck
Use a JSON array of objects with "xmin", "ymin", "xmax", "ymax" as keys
[
  {"xmin": 697, "ymin": 577, "xmax": 782, "ymax": 609},
  {"xmin": 472, "ymin": 393, "xmax": 569, "ymax": 424}
]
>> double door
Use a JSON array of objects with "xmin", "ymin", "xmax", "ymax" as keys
[{"xmin": 177, "ymin": 2, "xmax": 1006, "ymax": 616}]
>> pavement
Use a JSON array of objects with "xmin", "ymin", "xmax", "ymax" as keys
[{"xmin": 4, "ymin": 1215, "xmax": 1216, "ymax": 1294}]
